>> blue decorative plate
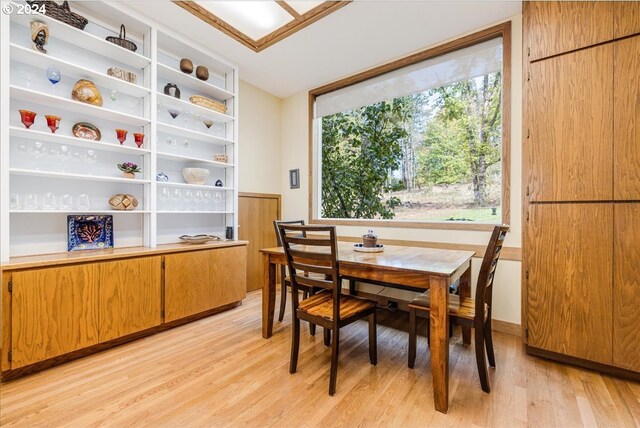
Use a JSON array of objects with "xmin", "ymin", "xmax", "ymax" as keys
[{"xmin": 67, "ymin": 215, "xmax": 113, "ymax": 251}]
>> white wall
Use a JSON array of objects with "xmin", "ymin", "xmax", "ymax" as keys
[
  {"xmin": 238, "ymin": 80, "xmax": 282, "ymax": 194},
  {"xmin": 279, "ymin": 16, "xmax": 524, "ymax": 325}
]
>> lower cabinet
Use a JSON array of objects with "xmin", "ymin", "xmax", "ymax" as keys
[
  {"xmin": 98, "ymin": 257, "xmax": 162, "ymax": 342},
  {"xmin": 11, "ymin": 264, "xmax": 100, "ymax": 369},
  {"xmin": 165, "ymin": 246, "xmax": 247, "ymax": 322}
]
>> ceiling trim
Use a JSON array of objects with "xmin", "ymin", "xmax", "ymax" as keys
[{"xmin": 173, "ymin": 1, "xmax": 351, "ymax": 53}]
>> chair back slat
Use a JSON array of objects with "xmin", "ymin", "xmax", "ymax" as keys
[
  {"xmin": 273, "ymin": 220, "xmax": 306, "ymax": 247},
  {"xmin": 279, "ymin": 224, "xmax": 341, "ymax": 323},
  {"xmin": 475, "ymin": 225, "xmax": 509, "ymax": 321}
]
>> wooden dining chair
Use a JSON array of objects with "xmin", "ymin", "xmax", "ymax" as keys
[
  {"xmin": 273, "ymin": 219, "xmax": 309, "ymax": 323},
  {"xmin": 407, "ymin": 225, "xmax": 509, "ymax": 393},
  {"xmin": 279, "ymin": 224, "xmax": 378, "ymax": 396}
]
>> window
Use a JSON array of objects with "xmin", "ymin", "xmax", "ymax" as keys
[{"xmin": 309, "ymin": 24, "xmax": 511, "ymax": 230}]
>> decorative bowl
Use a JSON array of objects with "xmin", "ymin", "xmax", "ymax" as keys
[
  {"xmin": 72, "ymin": 122, "xmax": 101, "ymax": 140},
  {"xmin": 182, "ymin": 167, "xmax": 209, "ymax": 185},
  {"xmin": 179, "ymin": 234, "xmax": 220, "ymax": 244}
]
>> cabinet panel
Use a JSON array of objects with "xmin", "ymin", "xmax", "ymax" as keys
[
  {"xmin": 11, "ymin": 264, "xmax": 99, "ymax": 368},
  {"xmin": 526, "ymin": 1, "xmax": 613, "ymax": 61},
  {"xmin": 164, "ymin": 250, "xmax": 212, "ymax": 322},
  {"xmin": 528, "ymin": 44, "xmax": 613, "ymax": 201},
  {"xmin": 98, "ymin": 256, "xmax": 162, "ymax": 342},
  {"xmin": 614, "ymin": 37, "xmax": 640, "ymax": 200},
  {"xmin": 210, "ymin": 246, "xmax": 246, "ymax": 308},
  {"xmin": 526, "ymin": 204, "xmax": 613, "ymax": 364},
  {"xmin": 613, "ymin": 204, "xmax": 640, "ymax": 371},
  {"xmin": 615, "ymin": 1, "xmax": 640, "ymax": 39}
]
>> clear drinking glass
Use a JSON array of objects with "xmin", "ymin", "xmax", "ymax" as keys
[
  {"xmin": 183, "ymin": 189, "xmax": 194, "ymax": 211},
  {"xmin": 9, "ymin": 193, "xmax": 21, "ymax": 210},
  {"xmin": 214, "ymin": 191, "xmax": 223, "ymax": 211},
  {"xmin": 170, "ymin": 188, "xmax": 182, "ymax": 212},
  {"xmin": 203, "ymin": 190, "xmax": 213, "ymax": 211},
  {"xmin": 78, "ymin": 194, "xmax": 91, "ymax": 211},
  {"xmin": 46, "ymin": 67, "xmax": 61, "ymax": 95},
  {"xmin": 43, "ymin": 192, "xmax": 57, "ymax": 210},
  {"xmin": 59, "ymin": 194, "xmax": 73, "ymax": 210},
  {"xmin": 194, "ymin": 190, "xmax": 204, "ymax": 211},
  {"xmin": 24, "ymin": 193, "xmax": 39, "ymax": 210},
  {"xmin": 159, "ymin": 187, "xmax": 171, "ymax": 211}
]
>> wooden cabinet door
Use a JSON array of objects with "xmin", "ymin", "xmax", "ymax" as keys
[
  {"xmin": 525, "ymin": 1, "xmax": 613, "ymax": 61},
  {"xmin": 526, "ymin": 203, "xmax": 613, "ymax": 364},
  {"xmin": 210, "ymin": 246, "xmax": 247, "ymax": 308},
  {"xmin": 98, "ymin": 256, "xmax": 162, "ymax": 342},
  {"xmin": 615, "ymin": 2, "xmax": 640, "ymax": 39},
  {"xmin": 614, "ymin": 37, "xmax": 640, "ymax": 200},
  {"xmin": 11, "ymin": 264, "xmax": 99, "ymax": 368},
  {"xmin": 613, "ymin": 204, "xmax": 640, "ymax": 372},
  {"xmin": 164, "ymin": 251, "xmax": 211, "ymax": 322},
  {"xmin": 527, "ymin": 44, "xmax": 613, "ymax": 202},
  {"xmin": 238, "ymin": 194, "xmax": 279, "ymax": 291}
]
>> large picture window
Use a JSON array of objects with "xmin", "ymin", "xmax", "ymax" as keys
[{"xmin": 310, "ymin": 24, "xmax": 511, "ymax": 230}]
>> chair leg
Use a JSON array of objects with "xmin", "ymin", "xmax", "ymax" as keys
[
  {"xmin": 475, "ymin": 325, "xmax": 491, "ymax": 393},
  {"xmin": 324, "ymin": 327, "xmax": 331, "ymax": 347},
  {"xmin": 408, "ymin": 307, "xmax": 416, "ymax": 369},
  {"xmin": 329, "ymin": 328, "xmax": 340, "ymax": 396},
  {"xmin": 278, "ymin": 281, "xmax": 287, "ymax": 322},
  {"xmin": 369, "ymin": 311, "xmax": 377, "ymax": 365},
  {"xmin": 484, "ymin": 318, "xmax": 496, "ymax": 368},
  {"xmin": 349, "ymin": 279, "xmax": 356, "ymax": 295},
  {"xmin": 290, "ymin": 313, "xmax": 300, "ymax": 374}
]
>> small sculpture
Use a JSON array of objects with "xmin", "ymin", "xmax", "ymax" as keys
[
  {"xmin": 109, "ymin": 194, "xmax": 138, "ymax": 211},
  {"xmin": 180, "ymin": 58, "xmax": 193, "ymax": 74},
  {"xmin": 30, "ymin": 21, "xmax": 49, "ymax": 54},
  {"xmin": 72, "ymin": 79, "xmax": 103, "ymax": 106},
  {"xmin": 156, "ymin": 172, "xmax": 169, "ymax": 182},
  {"xmin": 196, "ymin": 65, "xmax": 209, "ymax": 81},
  {"xmin": 164, "ymin": 83, "xmax": 181, "ymax": 99},
  {"xmin": 215, "ymin": 179, "xmax": 224, "ymax": 187}
]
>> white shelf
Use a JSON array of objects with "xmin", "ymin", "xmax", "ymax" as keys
[
  {"xmin": 157, "ymin": 122, "xmax": 234, "ymax": 146},
  {"xmin": 157, "ymin": 211, "xmax": 234, "ymax": 214},
  {"xmin": 11, "ymin": 85, "xmax": 149, "ymax": 127},
  {"xmin": 10, "ymin": 4, "xmax": 151, "ymax": 69},
  {"xmin": 158, "ymin": 93, "xmax": 234, "ymax": 124},
  {"xmin": 9, "ymin": 127, "xmax": 150, "ymax": 155},
  {"xmin": 10, "ymin": 168, "xmax": 150, "ymax": 184},
  {"xmin": 157, "ymin": 63, "xmax": 234, "ymax": 101},
  {"xmin": 157, "ymin": 151, "xmax": 234, "ymax": 168},
  {"xmin": 157, "ymin": 182, "xmax": 233, "ymax": 191},
  {"xmin": 10, "ymin": 210, "xmax": 149, "ymax": 214},
  {"xmin": 10, "ymin": 44, "xmax": 150, "ymax": 98}
]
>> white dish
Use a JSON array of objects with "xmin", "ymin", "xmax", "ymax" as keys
[{"xmin": 353, "ymin": 243, "xmax": 384, "ymax": 253}]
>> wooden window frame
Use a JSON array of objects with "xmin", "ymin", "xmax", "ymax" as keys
[
  {"xmin": 308, "ymin": 22, "xmax": 512, "ymax": 231},
  {"xmin": 173, "ymin": 1, "xmax": 350, "ymax": 52}
]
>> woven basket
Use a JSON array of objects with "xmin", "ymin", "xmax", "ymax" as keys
[
  {"xmin": 213, "ymin": 154, "xmax": 229, "ymax": 163},
  {"xmin": 106, "ymin": 24, "xmax": 137, "ymax": 52},
  {"xmin": 27, "ymin": 1, "xmax": 88, "ymax": 30},
  {"xmin": 189, "ymin": 96, "xmax": 227, "ymax": 114},
  {"xmin": 362, "ymin": 236, "xmax": 378, "ymax": 247},
  {"xmin": 107, "ymin": 67, "xmax": 137, "ymax": 84}
]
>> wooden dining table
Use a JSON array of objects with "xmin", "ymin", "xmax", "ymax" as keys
[{"xmin": 260, "ymin": 242, "xmax": 474, "ymax": 413}]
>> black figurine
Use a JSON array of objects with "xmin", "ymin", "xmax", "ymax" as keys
[{"xmin": 215, "ymin": 179, "xmax": 224, "ymax": 187}]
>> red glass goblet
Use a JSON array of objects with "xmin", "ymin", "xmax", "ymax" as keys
[
  {"xmin": 133, "ymin": 133, "xmax": 145, "ymax": 148},
  {"xmin": 19, "ymin": 110, "xmax": 37, "ymax": 129},
  {"xmin": 45, "ymin": 115, "xmax": 61, "ymax": 133},
  {"xmin": 115, "ymin": 128, "xmax": 128, "ymax": 145}
]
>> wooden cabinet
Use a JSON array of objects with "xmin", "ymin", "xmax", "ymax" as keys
[
  {"xmin": 526, "ymin": 204, "xmax": 613, "ymax": 364},
  {"xmin": 98, "ymin": 257, "xmax": 162, "ymax": 342},
  {"xmin": 614, "ymin": 36, "xmax": 640, "ymax": 200},
  {"xmin": 615, "ymin": 1, "xmax": 640, "ymax": 39},
  {"xmin": 528, "ymin": 44, "xmax": 613, "ymax": 202},
  {"xmin": 525, "ymin": 1, "xmax": 613, "ymax": 61},
  {"xmin": 164, "ymin": 250, "xmax": 211, "ymax": 322},
  {"xmin": 210, "ymin": 246, "xmax": 246, "ymax": 308},
  {"xmin": 164, "ymin": 247, "xmax": 247, "ymax": 322},
  {"xmin": 11, "ymin": 264, "xmax": 99, "ymax": 368},
  {"xmin": 613, "ymin": 204, "xmax": 640, "ymax": 372}
]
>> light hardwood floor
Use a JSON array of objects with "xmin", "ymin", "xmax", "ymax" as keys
[{"xmin": 1, "ymin": 290, "xmax": 639, "ymax": 427}]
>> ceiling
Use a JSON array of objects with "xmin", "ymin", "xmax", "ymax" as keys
[{"xmin": 129, "ymin": 1, "xmax": 522, "ymax": 99}]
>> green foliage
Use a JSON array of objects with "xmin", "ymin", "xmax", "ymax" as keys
[{"xmin": 321, "ymin": 99, "xmax": 410, "ymax": 219}]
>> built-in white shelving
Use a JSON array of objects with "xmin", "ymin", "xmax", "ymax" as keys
[{"xmin": 1, "ymin": 0, "xmax": 239, "ymax": 260}]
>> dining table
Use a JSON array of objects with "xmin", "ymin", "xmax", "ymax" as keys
[{"xmin": 260, "ymin": 241, "xmax": 474, "ymax": 413}]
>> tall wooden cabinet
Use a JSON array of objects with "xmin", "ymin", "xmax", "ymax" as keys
[{"xmin": 523, "ymin": 1, "xmax": 640, "ymax": 376}]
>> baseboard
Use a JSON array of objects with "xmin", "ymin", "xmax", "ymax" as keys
[
  {"xmin": 527, "ymin": 345, "xmax": 640, "ymax": 382},
  {"xmin": 491, "ymin": 319, "xmax": 521, "ymax": 337}
]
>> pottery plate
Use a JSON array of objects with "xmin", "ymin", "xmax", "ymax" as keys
[
  {"xmin": 179, "ymin": 234, "xmax": 221, "ymax": 244},
  {"xmin": 72, "ymin": 122, "xmax": 101, "ymax": 141},
  {"xmin": 353, "ymin": 243, "xmax": 384, "ymax": 253}
]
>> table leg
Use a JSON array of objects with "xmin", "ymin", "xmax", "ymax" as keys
[
  {"xmin": 431, "ymin": 276, "xmax": 450, "ymax": 413},
  {"xmin": 262, "ymin": 252, "xmax": 276, "ymax": 339},
  {"xmin": 459, "ymin": 264, "xmax": 472, "ymax": 345}
]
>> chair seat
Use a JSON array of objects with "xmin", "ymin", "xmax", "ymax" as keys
[
  {"xmin": 298, "ymin": 290, "xmax": 377, "ymax": 321},
  {"xmin": 408, "ymin": 290, "xmax": 487, "ymax": 321}
]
